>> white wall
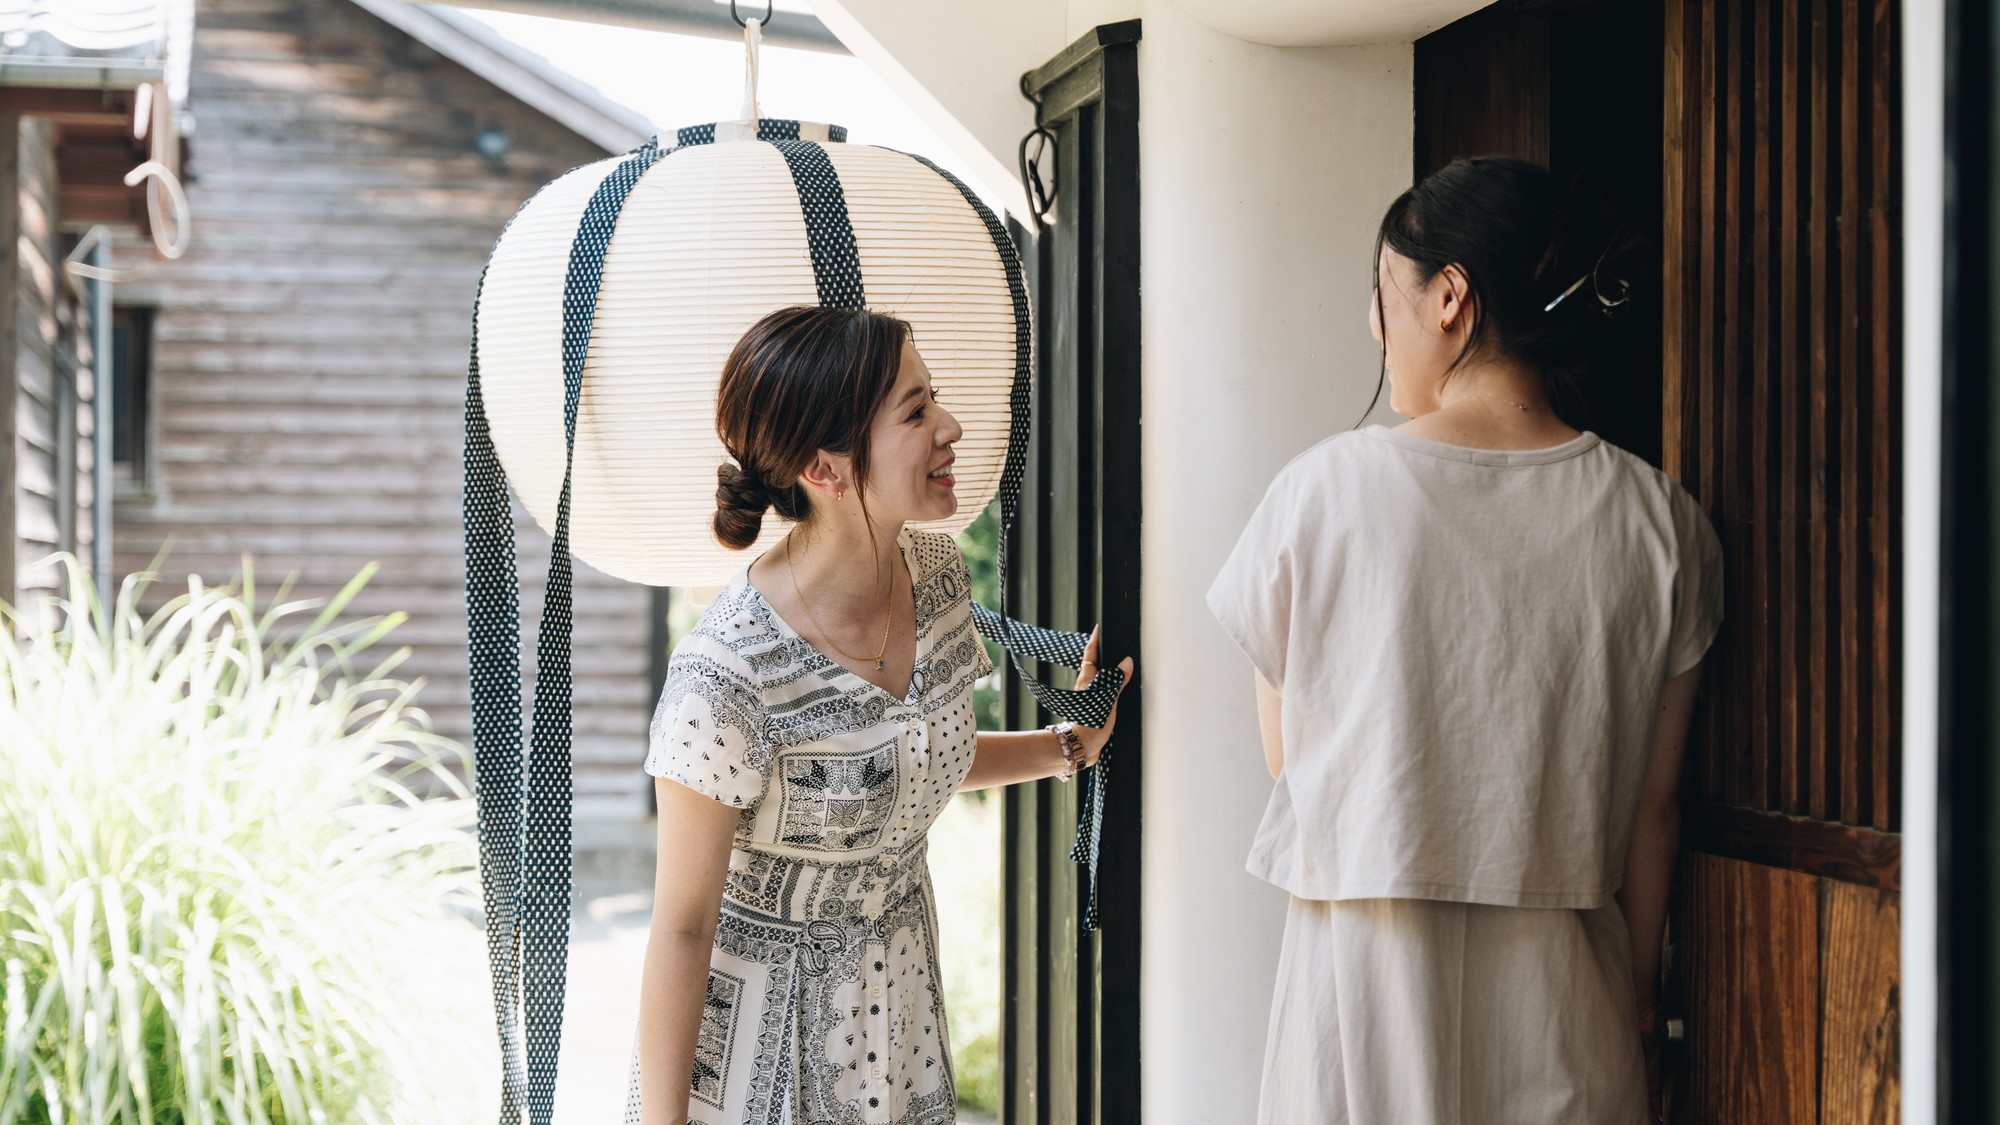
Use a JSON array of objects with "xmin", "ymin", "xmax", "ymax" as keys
[
  {"xmin": 1900, "ymin": 0, "xmax": 1943, "ymax": 1121},
  {"xmin": 817, "ymin": 2, "xmax": 1414, "ymax": 1118},
  {"xmin": 809, "ymin": 0, "xmax": 1067, "ymax": 215},
  {"xmin": 1133, "ymin": 6, "xmax": 1410, "ymax": 1119}
]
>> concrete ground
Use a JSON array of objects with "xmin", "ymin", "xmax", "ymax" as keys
[{"xmin": 557, "ymin": 850, "xmax": 656, "ymax": 1125}]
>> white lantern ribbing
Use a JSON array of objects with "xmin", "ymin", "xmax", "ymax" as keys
[{"xmin": 473, "ymin": 121, "xmax": 1024, "ymax": 588}]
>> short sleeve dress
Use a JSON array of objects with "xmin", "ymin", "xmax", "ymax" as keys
[
  {"xmin": 624, "ymin": 528, "xmax": 992, "ymax": 1125},
  {"xmin": 1208, "ymin": 427, "xmax": 1724, "ymax": 1125}
]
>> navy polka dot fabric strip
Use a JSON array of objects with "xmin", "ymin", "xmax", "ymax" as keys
[
  {"xmin": 771, "ymin": 140, "xmax": 866, "ymax": 310},
  {"xmin": 902, "ymin": 150, "xmax": 1123, "ymax": 933},
  {"xmin": 465, "ymin": 139, "xmax": 667, "ymax": 1125},
  {"xmin": 675, "ymin": 118, "xmax": 831, "ymax": 147},
  {"xmin": 463, "ymin": 240, "xmax": 530, "ymax": 1125}
]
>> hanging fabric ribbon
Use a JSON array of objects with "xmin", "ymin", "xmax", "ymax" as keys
[
  {"xmin": 904, "ymin": 150, "xmax": 1124, "ymax": 932},
  {"xmin": 465, "ymin": 139, "xmax": 665, "ymax": 1125}
]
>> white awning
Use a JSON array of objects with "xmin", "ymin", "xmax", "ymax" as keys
[
  {"xmin": 421, "ymin": 0, "xmax": 847, "ymax": 54},
  {"xmin": 0, "ymin": 0, "xmax": 192, "ymax": 99}
]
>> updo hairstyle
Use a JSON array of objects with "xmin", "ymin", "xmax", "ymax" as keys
[
  {"xmin": 712, "ymin": 305, "xmax": 911, "ymax": 550},
  {"xmin": 1373, "ymin": 156, "xmax": 1637, "ymax": 405}
]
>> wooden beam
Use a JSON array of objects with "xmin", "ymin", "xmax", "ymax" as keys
[
  {"xmin": 0, "ymin": 112, "xmax": 19, "ymax": 608},
  {"xmin": 1024, "ymin": 20, "xmax": 1152, "ymax": 103},
  {"xmin": 1683, "ymin": 800, "xmax": 1902, "ymax": 891},
  {"xmin": 0, "ymin": 87, "xmax": 137, "ymax": 127}
]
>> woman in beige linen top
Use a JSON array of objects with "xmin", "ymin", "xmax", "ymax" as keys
[{"xmin": 1210, "ymin": 158, "xmax": 1723, "ymax": 1125}]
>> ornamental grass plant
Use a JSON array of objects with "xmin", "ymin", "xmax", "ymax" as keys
[{"xmin": 0, "ymin": 559, "xmax": 496, "ymax": 1125}]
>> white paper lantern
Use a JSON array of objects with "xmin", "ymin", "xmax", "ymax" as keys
[{"xmin": 473, "ymin": 121, "xmax": 1023, "ymax": 588}]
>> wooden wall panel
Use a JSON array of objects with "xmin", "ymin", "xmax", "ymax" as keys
[
  {"xmin": 108, "ymin": 0, "xmax": 658, "ymax": 847},
  {"xmin": 1677, "ymin": 853, "xmax": 1821, "ymax": 1125},
  {"xmin": 1414, "ymin": 7, "xmax": 1550, "ymax": 178},
  {"xmin": 1671, "ymin": 853, "xmax": 1901, "ymax": 1125},
  {"xmin": 12, "ymin": 116, "xmax": 97, "ymax": 615},
  {"xmin": 1819, "ymin": 880, "xmax": 1899, "ymax": 1124},
  {"xmin": 1665, "ymin": 0, "xmax": 1902, "ymax": 834}
]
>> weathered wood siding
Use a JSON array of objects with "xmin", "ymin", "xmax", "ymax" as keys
[
  {"xmin": 110, "ymin": 0, "xmax": 659, "ymax": 846},
  {"xmin": 15, "ymin": 115, "xmax": 97, "ymax": 612}
]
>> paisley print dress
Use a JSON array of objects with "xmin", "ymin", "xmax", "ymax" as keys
[{"xmin": 625, "ymin": 528, "xmax": 991, "ymax": 1125}]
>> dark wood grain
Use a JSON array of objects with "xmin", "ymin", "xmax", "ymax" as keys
[
  {"xmin": 1820, "ymin": 879, "xmax": 1901, "ymax": 1123},
  {"xmin": 1806, "ymin": 0, "xmax": 1832, "ymax": 823},
  {"xmin": 1867, "ymin": 0, "xmax": 1900, "ymax": 831},
  {"xmin": 1684, "ymin": 800, "xmax": 1901, "ymax": 890},
  {"xmin": 1662, "ymin": 0, "xmax": 1693, "ymax": 484},
  {"xmin": 1676, "ymin": 853, "xmax": 1821, "ymax": 1125},
  {"xmin": 1697, "ymin": 0, "xmax": 1727, "ymax": 805},
  {"xmin": 1414, "ymin": 8, "xmax": 1551, "ymax": 179},
  {"xmin": 1776, "ymin": 0, "xmax": 1804, "ymax": 817},
  {"xmin": 1666, "ymin": 0, "xmax": 1902, "ymax": 833}
]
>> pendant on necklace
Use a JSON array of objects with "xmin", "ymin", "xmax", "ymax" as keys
[{"xmin": 876, "ymin": 659, "xmax": 885, "ymax": 671}]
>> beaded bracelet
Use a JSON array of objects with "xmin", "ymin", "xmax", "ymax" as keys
[{"xmin": 1047, "ymin": 721, "xmax": 1085, "ymax": 783}]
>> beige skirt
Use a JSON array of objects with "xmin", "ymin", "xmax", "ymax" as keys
[{"xmin": 1258, "ymin": 896, "xmax": 1650, "ymax": 1125}]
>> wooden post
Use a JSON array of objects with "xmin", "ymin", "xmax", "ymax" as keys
[{"xmin": 0, "ymin": 110, "xmax": 21, "ymax": 611}]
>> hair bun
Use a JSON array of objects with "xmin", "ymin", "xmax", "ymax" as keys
[{"xmin": 713, "ymin": 462, "xmax": 771, "ymax": 550}]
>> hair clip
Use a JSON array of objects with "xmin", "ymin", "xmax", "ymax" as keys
[
  {"xmin": 1543, "ymin": 273, "xmax": 1591, "ymax": 313},
  {"xmin": 1543, "ymin": 235, "xmax": 1633, "ymax": 317}
]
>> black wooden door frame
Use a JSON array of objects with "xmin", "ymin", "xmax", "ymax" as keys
[
  {"xmin": 1938, "ymin": 0, "xmax": 1999, "ymax": 1116},
  {"xmin": 1002, "ymin": 20, "xmax": 1142, "ymax": 1125}
]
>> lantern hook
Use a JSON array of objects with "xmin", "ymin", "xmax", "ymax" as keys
[
  {"xmin": 1016, "ymin": 72, "xmax": 1057, "ymax": 228},
  {"xmin": 730, "ymin": 0, "xmax": 772, "ymax": 28}
]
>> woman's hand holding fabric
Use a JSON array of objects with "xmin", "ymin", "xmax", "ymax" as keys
[{"xmin": 1068, "ymin": 624, "xmax": 1136, "ymax": 770}]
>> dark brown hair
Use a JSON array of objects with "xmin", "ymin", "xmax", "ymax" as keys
[
  {"xmin": 1365, "ymin": 156, "xmax": 1635, "ymax": 420},
  {"xmin": 713, "ymin": 305, "xmax": 910, "ymax": 550}
]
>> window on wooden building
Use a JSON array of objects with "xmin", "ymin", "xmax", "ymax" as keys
[{"xmin": 109, "ymin": 305, "xmax": 153, "ymax": 491}]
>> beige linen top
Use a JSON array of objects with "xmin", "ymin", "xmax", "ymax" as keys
[{"xmin": 1208, "ymin": 426, "xmax": 1724, "ymax": 908}]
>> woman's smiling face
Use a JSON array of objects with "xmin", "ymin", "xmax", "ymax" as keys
[{"xmin": 858, "ymin": 339, "xmax": 962, "ymax": 524}]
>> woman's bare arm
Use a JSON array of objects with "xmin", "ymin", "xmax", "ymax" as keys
[
  {"xmin": 1618, "ymin": 664, "xmax": 1703, "ymax": 1116},
  {"xmin": 962, "ymin": 627, "xmax": 1133, "ymax": 792},
  {"xmin": 1617, "ymin": 663, "xmax": 1703, "ymax": 1046},
  {"xmin": 1254, "ymin": 671, "xmax": 1285, "ymax": 779},
  {"xmin": 961, "ymin": 728, "xmax": 1067, "ymax": 790},
  {"xmin": 638, "ymin": 779, "xmax": 742, "ymax": 1125}
]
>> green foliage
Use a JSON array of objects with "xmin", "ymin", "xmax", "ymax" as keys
[
  {"xmin": 928, "ymin": 793, "xmax": 1000, "ymax": 1114},
  {"xmin": 0, "ymin": 559, "xmax": 495, "ymax": 1125},
  {"xmin": 956, "ymin": 502, "xmax": 1004, "ymax": 738}
]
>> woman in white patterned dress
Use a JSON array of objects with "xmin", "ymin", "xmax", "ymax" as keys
[{"xmin": 630, "ymin": 306, "xmax": 1133, "ymax": 1125}]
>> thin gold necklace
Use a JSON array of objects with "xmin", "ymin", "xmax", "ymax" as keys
[{"xmin": 785, "ymin": 536, "xmax": 893, "ymax": 671}]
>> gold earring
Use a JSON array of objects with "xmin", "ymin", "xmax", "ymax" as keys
[
  {"xmin": 1439, "ymin": 318, "xmax": 1450, "ymax": 332},
  {"xmin": 835, "ymin": 489, "xmax": 844, "ymax": 502}
]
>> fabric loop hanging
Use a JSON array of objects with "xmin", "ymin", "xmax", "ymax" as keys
[{"xmin": 739, "ymin": 17, "xmax": 761, "ymax": 130}]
